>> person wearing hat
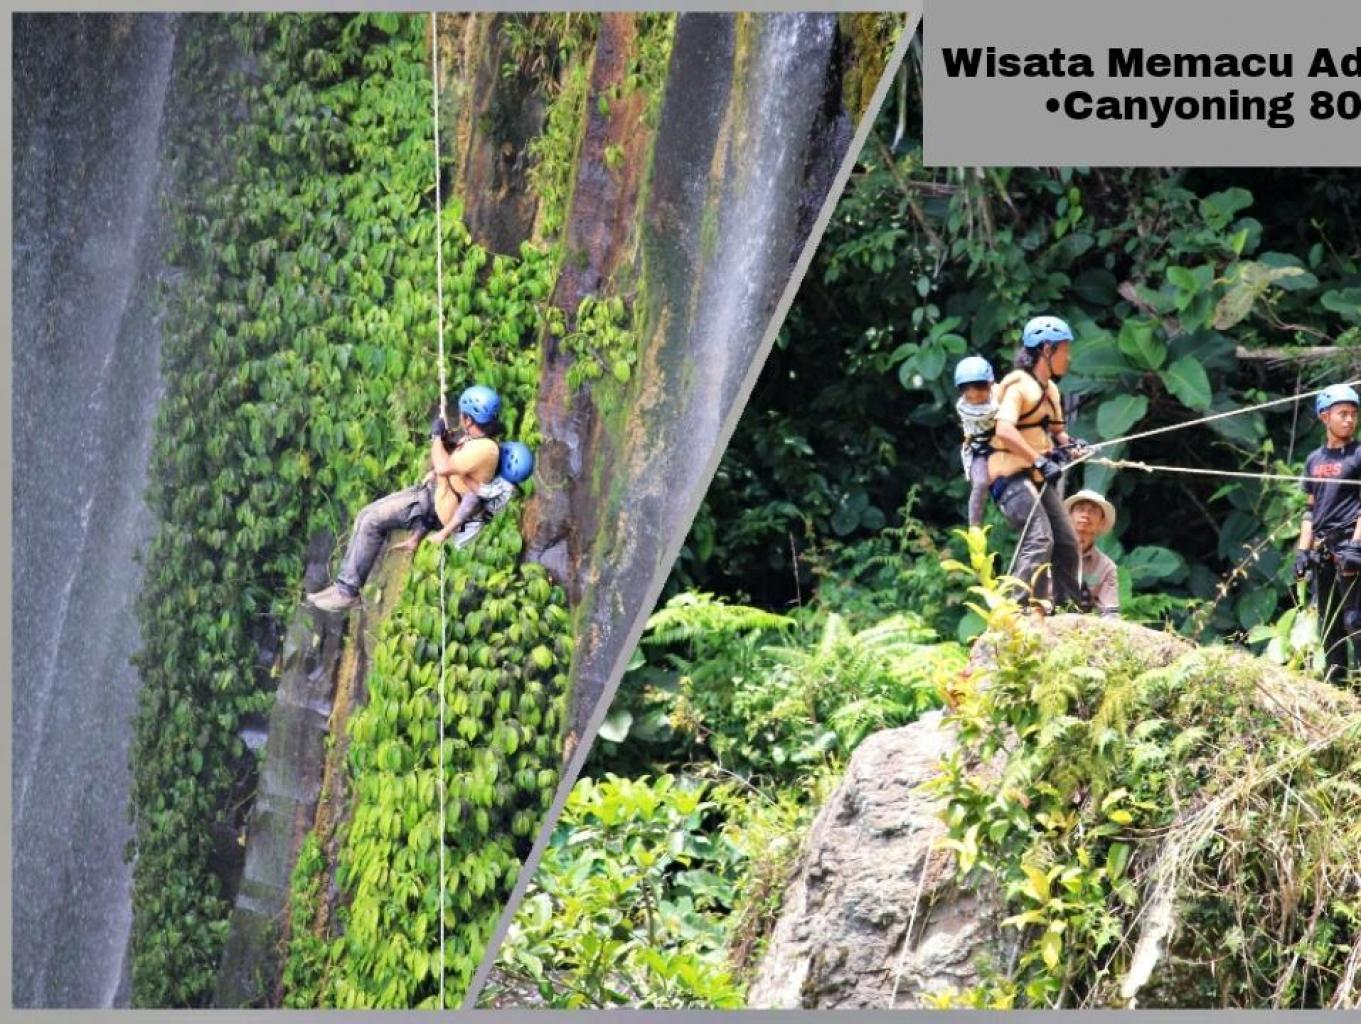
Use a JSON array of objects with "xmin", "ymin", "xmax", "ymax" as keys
[
  {"xmin": 307, "ymin": 384, "xmax": 506, "ymax": 612},
  {"xmin": 988, "ymin": 315, "xmax": 1086, "ymax": 610},
  {"xmin": 1065, "ymin": 489, "xmax": 1120, "ymax": 617},
  {"xmin": 1295, "ymin": 383, "xmax": 1361, "ymax": 684}
]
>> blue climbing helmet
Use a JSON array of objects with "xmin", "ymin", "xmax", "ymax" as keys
[
  {"xmin": 1022, "ymin": 315, "xmax": 1074, "ymax": 349},
  {"xmin": 1316, "ymin": 383, "xmax": 1360, "ymax": 416},
  {"xmin": 953, "ymin": 355, "xmax": 995, "ymax": 388},
  {"xmin": 499, "ymin": 441, "xmax": 535, "ymax": 485},
  {"xmin": 458, "ymin": 384, "xmax": 502, "ymax": 425}
]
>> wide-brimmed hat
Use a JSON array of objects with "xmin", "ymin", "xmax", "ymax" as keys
[{"xmin": 1064, "ymin": 489, "xmax": 1116, "ymax": 534}]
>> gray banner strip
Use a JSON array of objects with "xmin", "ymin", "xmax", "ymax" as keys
[
  {"xmin": 460, "ymin": 11, "xmax": 921, "ymax": 1010},
  {"xmin": 925, "ymin": 0, "xmax": 1361, "ymax": 166}
]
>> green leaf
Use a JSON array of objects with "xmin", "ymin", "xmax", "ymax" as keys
[
  {"xmin": 915, "ymin": 343, "xmax": 947, "ymax": 383},
  {"xmin": 1207, "ymin": 400, "xmax": 1266, "ymax": 448},
  {"xmin": 597, "ymin": 709, "xmax": 633, "ymax": 744},
  {"xmin": 956, "ymin": 609, "xmax": 986, "ymax": 643},
  {"xmin": 1166, "ymin": 266, "xmax": 1199, "ymax": 293},
  {"xmin": 1069, "ymin": 331, "xmax": 1131, "ymax": 379},
  {"xmin": 1106, "ymin": 842, "xmax": 1132, "ymax": 881},
  {"xmin": 1117, "ymin": 320, "xmax": 1164, "ymax": 371},
  {"xmin": 1022, "ymin": 863, "xmax": 1052, "ymax": 903},
  {"xmin": 1040, "ymin": 929, "xmax": 1063, "ymax": 970},
  {"xmin": 1124, "ymin": 545, "xmax": 1185, "ymax": 585},
  {"xmin": 1159, "ymin": 355, "xmax": 1212, "ymax": 411},
  {"xmin": 1199, "ymin": 187, "xmax": 1254, "ymax": 231},
  {"xmin": 1322, "ymin": 288, "xmax": 1361, "ymax": 324},
  {"xmin": 1095, "ymin": 394, "xmax": 1148, "ymax": 440},
  {"xmin": 1073, "ymin": 268, "xmax": 1117, "ymax": 306},
  {"xmin": 1237, "ymin": 586, "xmax": 1278, "ymax": 630}
]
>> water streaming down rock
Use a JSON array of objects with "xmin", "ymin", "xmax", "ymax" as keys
[
  {"xmin": 561, "ymin": 13, "xmax": 851, "ymax": 743},
  {"xmin": 12, "ymin": 13, "xmax": 177, "ymax": 1007}
]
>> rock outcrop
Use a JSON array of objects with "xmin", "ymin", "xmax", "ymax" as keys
[
  {"xmin": 751, "ymin": 613, "xmax": 1361, "ymax": 1009},
  {"xmin": 748, "ymin": 710, "xmax": 1006, "ymax": 1008}
]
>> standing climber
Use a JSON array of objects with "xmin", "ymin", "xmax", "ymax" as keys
[
  {"xmin": 987, "ymin": 315, "xmax": 1085, "ymax": 610},
  {"xmin": 1295, "ymin": 383, "xmax": 1361, "ymax": 684},
  {"xmin": 1065, "ymin": 489, "xmax": 1120, "ymax": 617},
  {"xmin": 954, "ymin": 355, "xmax": 998, "ymax": 529},
  {"xmin": 307, "ymin": 385, "xmax": 505, "ymax": 612}
]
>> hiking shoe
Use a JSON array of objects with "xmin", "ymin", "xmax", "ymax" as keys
[{"xmin": 307, "ymin": 584, "xmax": 361, "ymax": 612}]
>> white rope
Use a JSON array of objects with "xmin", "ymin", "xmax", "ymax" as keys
[
  {"xmin": 431, "ymin": 13, "xmax": 448, "ymax": 424},
  {"xmin": 887, "ymin": 839, "xmax": 941, "ymax": 1007},
  {"xmin": 1088, "ymin": 455, "xmax": 1361, "ymax": 488},
  {"xmin": 429, "ymin": 11, "xmax": 447, "ymax": 1009},
  {"xmin": 1087, "ymin": 378, "xmax": 1361, "ymax": 454},
  {"xmin": 1005, "ymin": 478, "xmax": 1048, "ymax": 580}
]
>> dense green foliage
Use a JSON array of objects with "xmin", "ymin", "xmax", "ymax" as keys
[
  {"xmin": 491, "ymin": 580, "xmax": 963, "ymax": 1006},
  {"xmin": 131, "ymin": 14, "xmax": 570, "ymax": 1006},
  {"xmin": 493, "ymin": 774, "xmax": 747, "ymax": 1007},
  {"xmin": 933, "ymin": 533, "xmax": 1361, "ymax": 1008},
  {"xmin": 288, "ymin": 538, "xmax": 570, "ymax": 1006}
]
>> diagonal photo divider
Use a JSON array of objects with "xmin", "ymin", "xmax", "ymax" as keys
[{"xmin": 466, "ymin": 11, "xmax": 920, "ymax": 1008}]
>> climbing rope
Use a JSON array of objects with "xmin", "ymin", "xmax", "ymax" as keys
[
  {"xmin": 1087, "ymin": 455, "xmax": 1361, "ymax": 488},
  {"xmin": 1084, "ymin": 378, "xmax": 1361, "ymax": 454},
  {"xmin": 431, "ymin": 15, "xmax": 448, "ymax": 424},
  {"xmin": 996, "ymin": 379, "xmax": 1361, "ymax": 598},
  {"xmin": 1005, "ymin": 478, "xmax": 1049, "ymax": 579},
  {"xmin": 429, "ymin": 10, "xmax": 447, "ymax": 1009}
]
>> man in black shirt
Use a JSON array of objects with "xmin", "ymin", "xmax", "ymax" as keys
[{"xmin": 1295, "ymin": 383, "xmax": 1361, "ymax": 684}]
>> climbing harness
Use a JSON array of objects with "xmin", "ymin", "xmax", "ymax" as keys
[{"xmin": 429, "ymin": 10, "xmax": 447, "ymax": 1007}]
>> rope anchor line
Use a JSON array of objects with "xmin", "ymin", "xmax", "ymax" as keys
[
  {"xmin": 429, "ymin": 10, "xmax": 447, "ymax": 1010},
  {"xmin": 1085, "ymin": 377, "xmax": 1361, "ymax": 455},
  {"xmin": 1088, "ymin": 455, "xmax": 1361, "ymax": 488}
]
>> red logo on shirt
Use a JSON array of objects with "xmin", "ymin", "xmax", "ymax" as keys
[{"xmin": 1315, "ymin": 463, "xmax": 1344, "ymax": 478}]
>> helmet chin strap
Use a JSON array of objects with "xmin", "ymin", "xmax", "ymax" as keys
[{"xmin": 1041, "ymin": 345, "xmax": 1061, "ymax": 382}]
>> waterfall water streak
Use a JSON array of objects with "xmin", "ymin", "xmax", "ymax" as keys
[{"xmin": 12, "ymin": 13, "xmax": 177, "ymax": 1007}]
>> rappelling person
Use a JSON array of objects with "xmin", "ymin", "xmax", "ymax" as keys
[
  {"xmin": 393, "ymin": 439, "xmax": 535, "ymax": 556},
  {"xmin": 1065, "ymin": 488, "xmax": 1120, "ymax": 617},
  {"xmin": 987, "ymin": 315, "xmax": 1087, "ymax": 611},
  {"xmin": 306, "ymin": 384, "xmax": 532, "ymax": 613},
  {"xmin": 1294, "ymin": 382, "xmax": 1361, "ymax": 684},
  {"xmin": 954, "ymin": 355, "xmax": 998, "ymax": 529}
]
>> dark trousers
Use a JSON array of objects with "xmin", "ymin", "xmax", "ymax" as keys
[
  {"xmin": 995, "ymin": 477, "xmax": 1081, "ymax": 608},
  {"xmin": 1314, "ymin": 557, "xmax": 1361, "ymax": 684},
  {"xmin": 336, "ymin": 484, "xmax": 440, "ymax": 593}
]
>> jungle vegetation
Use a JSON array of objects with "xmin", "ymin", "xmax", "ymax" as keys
[{"xmin": 491, "ymin": 47, "xmax": 1361, "ymax": 1008}]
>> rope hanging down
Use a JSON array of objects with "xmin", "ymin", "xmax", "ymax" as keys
[{"xmin": 429, "ymin": 11, "xmax": 447, "ymax": 1010}]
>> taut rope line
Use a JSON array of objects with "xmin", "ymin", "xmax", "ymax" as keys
[
  {"xmin": 997, "ymin": 378, "xmax": 1361, "ymax": 598},
  {"xmin": 1089, "ymin": 455, "xmax": 1361, "ymax": 488},
  {"xmin": 429, "ymin": 11, "xmax": 447, "ymax": 1009},
  {"xmin": 1085, "ymin": 378, "xmax": 1361, "ymax": 454}
]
